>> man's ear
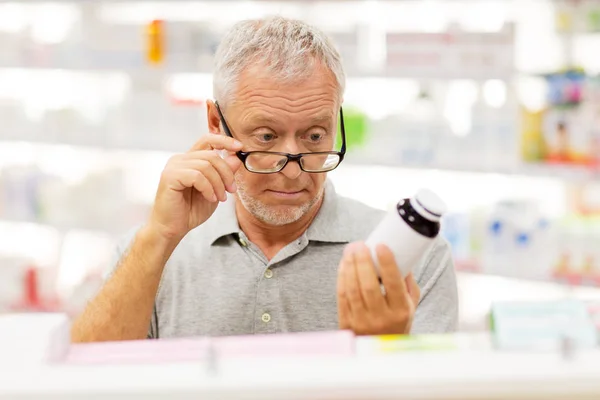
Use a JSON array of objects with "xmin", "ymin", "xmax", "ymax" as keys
[{"xmin": 206, "ymin": 99, "xmax": 221, "ymax": 135}]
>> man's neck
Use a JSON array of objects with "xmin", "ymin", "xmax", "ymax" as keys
[{"xmin": 235, "ymin": 197, "xmax": 324, "ymax": 261}]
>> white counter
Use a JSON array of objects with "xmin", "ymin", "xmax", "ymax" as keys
[
  {"xmin": 2, "ymin": 348, "xmax": 600, "ymax": 399},
  {"xmin": 1, "ymin": 314, "xmax": 600, "ymax": 399}
]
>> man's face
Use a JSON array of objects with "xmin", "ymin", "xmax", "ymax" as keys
[{"xmin": 218, "ymin": 63, "xmax": 339, "ymax": 226}]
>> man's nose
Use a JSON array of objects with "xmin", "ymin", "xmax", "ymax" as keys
[
  {"xmin": 280, "ymin": 159, "xmax": 303, "ymax": 179},
  {"xmin": 279, "ymin": 138, "xmax": 303, "ymax": 179}
]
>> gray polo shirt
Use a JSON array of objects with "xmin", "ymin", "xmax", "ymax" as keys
[{"xmin": 111, "ymin": 181, "xmax": 458, "ymax": 338}]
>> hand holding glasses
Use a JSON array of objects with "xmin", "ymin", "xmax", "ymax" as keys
[{"xmin": 215, "ymin": 102, "xmax": 346, "ymax": 174}]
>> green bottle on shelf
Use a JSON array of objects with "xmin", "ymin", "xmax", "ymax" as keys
[{"xmin": 338, "ymin": 107, "xmax": 369, "ymax": 152}]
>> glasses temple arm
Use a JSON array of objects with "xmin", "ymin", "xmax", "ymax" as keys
[
  {"xmin": 339, "ymin": 107, "xmax": 347, "ymax": 154},
  {"xmin": 215, "ymin": 101, "xmax": 235, "ymax": 138}
]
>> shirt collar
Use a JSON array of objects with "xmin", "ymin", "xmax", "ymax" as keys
[
  {"xmin": 205, "ymin": 195, "xmax": 241, "ymax": 245},
  {"xmin": 205, "ymin": 179, "xmax": 355, "ymax": 245},
  {"xmin": 306, "ymin": 180, "xmax": 354, "ymax": 243}
]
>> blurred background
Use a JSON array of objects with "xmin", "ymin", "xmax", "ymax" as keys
[{"xmin": 2, "ymin": 0, "xmax": 600, "ymax": 332}]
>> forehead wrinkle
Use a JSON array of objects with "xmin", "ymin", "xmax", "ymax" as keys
[{"xmin": 238, "ymin": 102, "xmax": 335, "ymax": 125}]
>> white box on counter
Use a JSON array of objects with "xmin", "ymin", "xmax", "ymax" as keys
[{"xmin": 0, "ymin": 313, "xmax": 70, "ymax": 366}]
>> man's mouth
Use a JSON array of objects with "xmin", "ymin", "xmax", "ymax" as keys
[{"xmin": 267, "ymin": 189, "xmax": 305, "ymax": 198}]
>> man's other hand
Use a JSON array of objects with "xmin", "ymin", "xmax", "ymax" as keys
[{"xmin": 337, "ymin": 242, "xmax": 420, "ymax": 335}]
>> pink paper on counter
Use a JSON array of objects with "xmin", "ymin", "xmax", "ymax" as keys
[{"xmin": 64, "ymin": 330, "xmax": 355, "ymax": 365}]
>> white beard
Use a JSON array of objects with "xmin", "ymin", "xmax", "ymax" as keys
[{"xmin": 235, "ymin": 176, "xmax": 324, "ymax": 226}]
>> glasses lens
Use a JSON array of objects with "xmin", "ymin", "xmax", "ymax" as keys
[
  {"xmin": 245, "ymin": 152, "xmax": 288, "ymax": 173},
  {"xmin": 300, "ymin": 153, "xmax": 341, "ymax": 172}
]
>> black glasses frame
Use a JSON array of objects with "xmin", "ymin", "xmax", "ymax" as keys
[{"xmin": 214, "ymin": 101, "xmax": 347, "ymax": 174}]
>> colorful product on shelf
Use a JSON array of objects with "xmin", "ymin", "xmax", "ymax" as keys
[
  {"xmin": 520, "ymin": 108, "xmax": 546, "ymax": 162},
  {"xmin": 9, "ymin": 267, "xmax": 62, "ymax": 313},
  {"xmin": 146, "ymin": 20, "xmax": 165, "ymax": 65},
  {"xmin": 519, "ymin": 70, "xmax": 600, "ymax": 168},
  {"xmin": 555, "ymin": 0, "xmax": 600, "ymax": 33},
  {"xmin": 552, "ymin": 216, "xmax": 600, "ymax": 286},
  {"xmin": 543, "ymin": 107, "xmax": 594, "ymax": 165},
  {"xmin": 354, "ymin": 334, "xmax": 483, "ymax": 353},
  {"xmin": 480, "ymin": 201, "xmax": 555, "ymax": 281},
  {"xmin": 445, "ymin": 200, "xmax": 600, "ymax": 287},
  {"xmin": 539, "ymin": 69, "xmax": 600, "ymax": 166},
  {"xmin": 589, "ymin": 8, "xmax": 600, "ymax": 31},
  {"xmin": 545, "ymin": 69, "xmax": 585, "ymax": 107},
  {"xmin": 337, "ymin": 107, "xmax": 369, "ymax": 151}
]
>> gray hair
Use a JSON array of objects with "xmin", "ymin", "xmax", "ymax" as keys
[{"xmin": 213, "ymin": 16, "xmax": 346, "ymax": 107}]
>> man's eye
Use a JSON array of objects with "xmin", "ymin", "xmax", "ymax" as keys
[
  {"xmin": 259, "ymin": 134, "xmax": 275, "ymax": 142},
  {"xmin": 309, "ymin": 133, "xmax": 323, "ymax": 142}
]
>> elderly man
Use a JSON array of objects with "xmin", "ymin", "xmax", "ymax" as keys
[{"xmin": 72, "ymin": 16, "xmax": 458, "ymax": 342}]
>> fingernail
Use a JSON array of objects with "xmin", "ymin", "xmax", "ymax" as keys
[
  {"xmin": 343, "ymin": 242, "xmax": 358, "ymax": 256},
  {"xmin": 234, "ymin": 140, "xmax": 243, "ymax": 148},
  {"xmin": 343, "ymin": 245, "xmax": 352, "ymax": 257},
  {"xmin": 348, "ymin": 242, "xmax": 367, "ymax": 256},
  {"xmin": 211, "ymin": 194, "xmax": 217, "ymax": 202},
  {"xmin": 355, "ymin": 241, "xmax": 368, "ymax": 252},
  {"xmin": 229, "ymin": 182, "xmax": 238, "ymax": 193}
]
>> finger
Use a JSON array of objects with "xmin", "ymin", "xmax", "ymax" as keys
[
  {"xmin": 187, "ymin": 160, "xmax": 227, "ymax": 202},
  {"xmin": 170, "ymin": 170, "xmax": 218, "ymax": 202},
  {"xmin": 182, "ymin": 151, "xmax": 237, "ymax": 193},
  {"xmin": 376, "ymin": 244, "xmax": 410, "ymax": 310},
  {"xmin": 338, "ymin": 293, "xmax": 352, "ymax": 330},
  {"xmin": 406, "ymin": 273, "xmax": 421, "ymax": 305},
  {"xmin": 337, "ymin": 263, "xmax": 352, "ymax": 330},
  {"xmin": 189, "ymin": 133, "xmax": 243, "ymax": 152},
  {"xmin": 223, "ymin": 153, "xmax": 244, "ymax": 175},
  {"xmin": 173, "ymin": 159, "xmax": 227, "ymax": 201},
  {"xmin": 353, "ymin": 242, "xmax": 387, "ymax": 312},
  {"xmin": 343, "ymin": 243, "xmax": 367, "ymax": 316},
  {"xmin": 194, "ymin": 175, "xmax": 220, "ymax": 203}
]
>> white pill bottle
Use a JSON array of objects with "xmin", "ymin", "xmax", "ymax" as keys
[{"xmin": 365, "ymin": 189, "xmax": 447, "ymax": 277}]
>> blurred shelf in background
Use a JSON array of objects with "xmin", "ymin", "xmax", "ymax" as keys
[
  {"xmin": 3, "ymin": 0, "xmax": 600, "ymax": 330},
  {"xmin": 2, "ymin": 139, "xmax": 598, "ymax": 181}
]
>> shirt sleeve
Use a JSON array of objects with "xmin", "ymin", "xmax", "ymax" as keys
[
  {"xmin": 103, "ymin": 227, "xmax": 158, "ymax": 339},
  {"xmin": 411, "ymin": 236, "xmax": 459, "ymax": 334}
]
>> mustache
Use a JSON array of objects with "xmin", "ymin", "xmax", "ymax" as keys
[
  {"xmin": 234, "ymin": 174, "xmax": 312, "ymax": 192},
  {"xmin": 266, "ymin": 178, "xmax": 312, "ymax": 191}
]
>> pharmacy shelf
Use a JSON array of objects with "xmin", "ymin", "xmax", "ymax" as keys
[
  {"xmin": 0, "ymin": 61, "xmax": 513, "ymax": 81},
  {"xmin": 0, "ymin": 61, "xmax": 209, "ymax": 75},
  {"xmin": 0, "ymin": 0, "xmax": 369, "ymax": 3},
  {"xmin": 456, "ymin": 260, "xmax": 600, "ymax": 289},
  {"xmin": 348, "ymin": 156, "xmax": 600, "ymax": 183},
  {"xmin": 1, "ymin": 139, "xmax": 597, "ymax": 183},
  {"xmin": 3, "ymin": 215, "xmax": 600, "ymax": 293},
  {"xmin": 0, "ymin": 137, "xmax": 179, "ymax": 155},
  {"xmin": 0, "ymin": 217, "xmax": 136, "ymax": 238}
]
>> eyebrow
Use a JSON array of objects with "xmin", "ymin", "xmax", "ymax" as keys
[
  {"xmin": 246, "ymin": 113, "xmax": 335, "ymax": 126},
  {"xmin": 309, "ymin": 114, "xmax": 335, "ymax": 124},
  {"xmin": 246, "ymin": 114, "xmax": 279, "ymax": 125}
]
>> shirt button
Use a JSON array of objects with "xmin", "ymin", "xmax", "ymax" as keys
[
  {"xmin": 261, "ymin": 313, "xmax": 271, "ymax": 323},
  {"xmin": 239, "ymin": 238, "xmax": 248, "ymax": 247},
  {"xmin": 264, "ymin": 269, "xmax": 273, "ymax": 279}
]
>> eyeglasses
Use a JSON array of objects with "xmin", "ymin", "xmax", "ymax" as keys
[{"xmin": 215, "ymin": 102, "xmax": 346, "ymax": 174}]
